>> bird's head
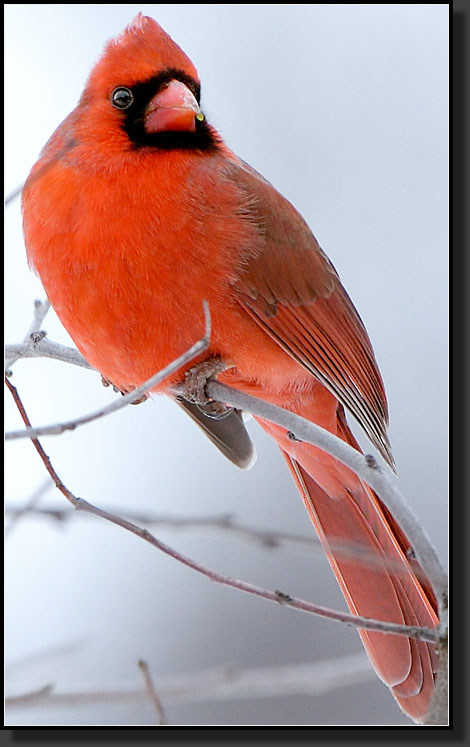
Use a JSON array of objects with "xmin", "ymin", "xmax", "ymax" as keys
[{"xmin": 53, "ymin": 14, "xmax": 218, "ymax": 161}]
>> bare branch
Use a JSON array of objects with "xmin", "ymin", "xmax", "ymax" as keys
[
  {"xmin": 69, "ymin": 502, "xmax": 440, "ymax": 643},
  {"xmin": 5, "ymin": 339, "xmax": 93, "ymax": 371},
  {"xmin": 5, "ymin": 298, "xmax": 51, "ymax": 371},
  {"xmin": 423, "ymin": 631, "xmax": 448, "ymax": 725},
  {"xmin": 5, "ymin": 653, "xmax": 375, "ymax": 709},
  {"xmin": 5, "ymin": 183, "xmax": 24, "ymax": 207},
  {"xmin": 3, "ymin": 503, "xmax": 438, "ymax": 582},
  {"xmin": 5, "ymin": 308, "xmax": 447, "ymax": 725},
  {"xmin": 5, "ymin": 503, "xmax": 316, "ymax": 546},
  {"xmin": 4, "ymin": 329, "xmax": 448, "ymax": 611},
  {"xmin": 4, "ymin": 376, "xmax": 438, "ymax": 645},
  {"xmin": 6, "ymin": 684, "xmax": 54, "ymax": 705},
  {"xmin": 5, "ymin": 479, "xmax": 52, "ymax": 537},
  {"xmin": 5, "ymin": 301, "xmax": 211, "ymax": 441},
  {"xmin": 2, "ymin": 323, "xmax": 452, "ymax": 620},
  {"xmin": 192, "ymin": 380, "xmax": 449, "ymax": 621},
  {"xmin": 137, "ymin": 659, "xmax": 169, "ymax": 725}
]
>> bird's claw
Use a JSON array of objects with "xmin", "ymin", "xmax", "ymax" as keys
[
  {"xmin": 183, "ymin": 357, "xmax": 232, "ymax": 420},
  {"xmin": 101, "ymin": 374, "xmax": 148, "ymax": 405}
]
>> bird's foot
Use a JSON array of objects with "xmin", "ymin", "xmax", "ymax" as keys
[
  {"xmin": 101, "ymin": 375, "xmax": 148, "ymax": 405},
  {"xmin": 183, "ymin": 357, "xmax": 232, "ymax": 420},
  {"xmin": 101, "ymin": 375, "xmax": 120, "ymax": 393}
]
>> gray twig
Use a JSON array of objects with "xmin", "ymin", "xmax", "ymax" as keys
[
  {"xmin": 6, "ymin": 653, "xmax": 374, "ymax": 709},
  {"xmin": 199, "ymin": 380, "xmax": 448, "ymax": 622},
  {"xmin": 5, "ymin": 376, "xmax": 437, "ymax": 645},
  {"xmin": 5, "ymin": 299, "xmax": 51, "ymax": 371},
  {"xmin": 5, "ymin": 301, "xmax": 211, "ymax": 441},
  {"xmin": 137, "ymin": 659, "xmax": 169, "ymax": 725}
]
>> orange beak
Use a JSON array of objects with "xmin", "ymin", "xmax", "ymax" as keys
[{"xmin": 143, "ymin": 79, "xmax": 203, "ymax": 134}]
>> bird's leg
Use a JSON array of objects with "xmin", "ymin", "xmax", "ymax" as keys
[{"xmin": 183, "ymin": 357, "xmax": 233, "ymax": 420}]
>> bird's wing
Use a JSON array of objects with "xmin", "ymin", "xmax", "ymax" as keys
[{"xmin": 226, "ymin": 159, "xmax": 394, "ymax": 469}]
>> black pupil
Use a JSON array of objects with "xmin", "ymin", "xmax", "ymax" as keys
[{"xmin": 113, "ymin": 88, "xmax": 132, "ymax": 108}]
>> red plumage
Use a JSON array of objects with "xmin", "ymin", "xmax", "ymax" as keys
[{"xmin": 22, "ymin": 15, "xmax": 439, "ymax": 722}]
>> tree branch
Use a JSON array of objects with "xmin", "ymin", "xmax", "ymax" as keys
[
  {"xmin": 137, "ymin": 659, "xmax": 169, "ymax": 725},
  {"xmin": 5, "ymin": 313, "xmax": 448, "ymax": 724},
  {"xmin": 5, "ymin": 321, "xmax": 448, "ymax": 622},
  {"xmin": 196, "ymin": 380, "xmax": 449, "ymax": 622},
  {"xmin": 5, "ymin": 376, "xmax": 437, "ymax": 645},
  {"xmin": 3, "ymin": 503, "xmax": 439, "ymax": 581},
  {"xmin": 5, "ymin": 339, "xmax": 94, "ymax": 371},
  {"xmin": 3, "ymin": 328, "xmax": 449, "ymax": 609},
  {"xmin": 5, "ymin": 298, "xmax": 51, "ymax": 371},
  {"xmin": 3, "ymin": 323, "xmax": 450, "ymax": 620},
  {"xmin": 5, "ymin": 479, "xmax": 52, "ymax": 538},
  {"xmin": 5, "ymin": 301, "xmax": 211, "ymax": 440},
  {"xmin": 5, "ymin": 310, "xmax": 448, "ymax": 723},
  {"xmin": 6, "ymin": 502, "xmax": 320, "ymax": 550},
  {"xmin": 5, "ymin": 653, "xmax": 375, "ymax": 709},
  {"xmin": 4, "ymin": 319, "xmax": 447, "ymax": 628}
]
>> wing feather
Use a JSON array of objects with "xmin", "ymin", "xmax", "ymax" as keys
[{"xmin": 228, "ymin": 160, "xmax": 394, "ymax": 468}]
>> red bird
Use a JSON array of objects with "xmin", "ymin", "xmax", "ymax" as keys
[{"xmin": 22, "ymin": 15, "xmax": 438, "ymax": 721}]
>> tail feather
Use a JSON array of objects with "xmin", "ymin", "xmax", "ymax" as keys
[{"xmin": 254, "ymin": 404, "xmax": 439, "ymax": 722}]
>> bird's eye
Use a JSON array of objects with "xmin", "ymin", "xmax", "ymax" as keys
[{"xmin": 111, "ymin": 87, "xmax": 134, "ymax": 110}]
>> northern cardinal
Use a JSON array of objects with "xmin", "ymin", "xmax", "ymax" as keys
[{"xmin": 22, "ymin": 15, "xmax": 438, "ymax": 721}]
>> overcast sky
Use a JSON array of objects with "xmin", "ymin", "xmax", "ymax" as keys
[{"xmin": 5, "ymin": 4, "xmax": 448, "ymax": 726}]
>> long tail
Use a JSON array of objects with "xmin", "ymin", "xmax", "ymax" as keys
[{"xmin": 254, "ymin": 403, "xmax": 439, "ymax": 722}]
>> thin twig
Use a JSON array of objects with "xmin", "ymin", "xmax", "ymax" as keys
[
  {"xmin": 5, "ymin": 299, "xmax": 51, "ymax": 371},
  {"xmin": 4, "ymin": 504, "xmax": 319, "ymax": 550},
  {"xmin": 5, "ymin": 479, "xmax": 52, "ymax": 537},
  {"xmin": 199, "ymin": 380, "xmax": 449, "ymax": 621},
  {"xmin": 5, "ymin": 301, "xmax": 211, "ymax": 441},
  {"xmin": 5, "ymin": 183, "xmax": 24, "ymax": 207},
  {"xmin": 3, "ymin": 503, "xmax": 439, "ymax": 581},
  {"xmin": 5, "ymin": 340, "xmax": 94, "ymax": 371},
  {"xmin": 4, "ymin": 376, "xmax": 438, "ymax": 645},
  {"xmin": 6, "ymin": 653, "xmax": 374, "ymax": 709},
  {"xmin": 5, "ymin": 325, "xmax": 447, "ymax": 620},
  {"xmin": 61, "ymin": 504, "xmax": 440, "ymax": 643},
  {"xmin": 137, "ymin": 659, "xmax": 169, "ymax": 725},
  {"xmin": 5, "ymin": 329, "xmax": 448, "ymax": 604},
  {"xmin": 6, "ymin": 684, "xmax": 54, "ymax": 705}
]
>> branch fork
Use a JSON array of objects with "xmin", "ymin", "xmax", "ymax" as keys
[{"xmin": 5, "ymin": 299, "xmax": 448, "ymax": 724}]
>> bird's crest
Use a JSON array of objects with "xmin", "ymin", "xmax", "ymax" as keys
[{"xmin": 85, "ymin": 14, "xmax": 199, "ymax": 96}]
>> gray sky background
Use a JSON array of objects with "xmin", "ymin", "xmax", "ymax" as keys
[{"xmin": 5, "ymin": 4, "xmax": 448, "ymax": 726}]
